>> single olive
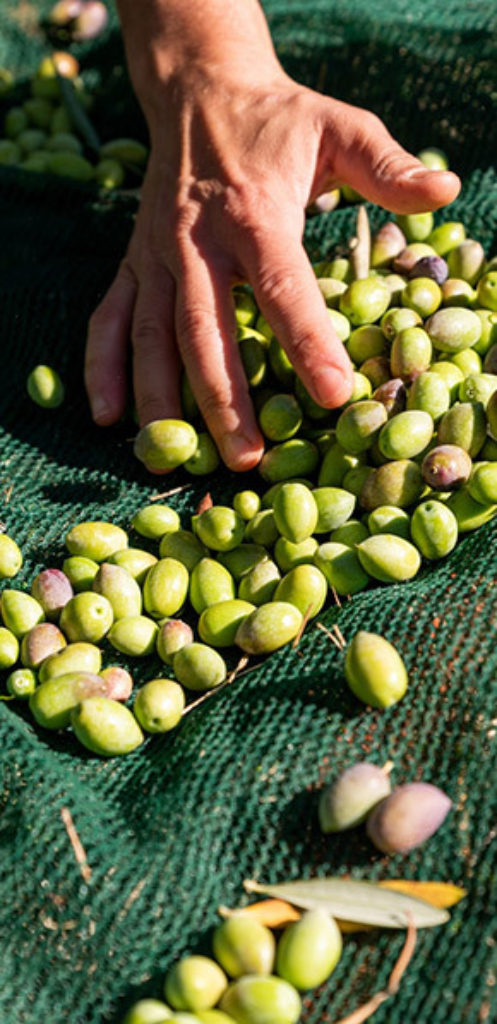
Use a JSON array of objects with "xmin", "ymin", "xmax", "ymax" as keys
[
  {"xmin": 335, "ymin": 400, "xmax": 388, "ymax": 453},
  {"xmin": 92, "ymin": 563, "xmax": 143, "ymax": 620},
  {"xmin": 157, "ymin": 619, "xmax": 194, "ymax": 664},
  {"xmin": 0, "ymin": 627, "xmax": 19, "ymax": 670},
  {"xmin": 132, "ymin": 504, "xmax": 180, "ymax": 539},
  {"xmin": 122, "ymin": 998, "xmax": 174, "ymax": 1024},
  {"xmin": 356, "ymin": 534, "xmax": 421, "ymax": 582},
  {"xmin": 345, "ymin": 631, "xmax": 408, "ymax": 708},
  {"xmin": 396, "ymin": 211, "xmax": 434, "ymax": 242},
  {"xmin": 143, "ymin": 558, "xmax": 190, "ymax": 618},
  {"xmin": 468, "ymin": 462, "xmax": 497, "ymax": 504},
  {"xmin": 65, "ymin": 521, "xmax": 128, "ymax": 562},
  {"xmin": 272, "ymin": 482, "xmax": 318, "ymax": 543},
  {"xmin": 172, "ymin": 643, "xmax": 227, "ymax": 691},
  {"xmin": 59, "ymin": 592, "xmax": 113, "ymax": 643},
  {"xmin": 27, "ymin": 364, "xmax": 64, "ymax": 407},
  {"xmin": 274, "ymin": 536, "xmax": 318, "ymax": 572},
  {"xmin": 108, "ymin": 616, "xmax": 159, "ymax": 657},
  {"xmin": 192, "ymin": 507, "xmax": 245, "ymax": 552},
  {"xmin": 189, "ymin": 558, "xmax": 235, "ymax": 614},
  {"xmin": 134, "ymin": 418, "xmax": 198, "ymax": 471},
  {"xmin": 339, "ymin": 277, "xmax": 391, "ymax": 326},
  {"xmin": 238, "ymin": 559, "xmax": 281, "ymax": 606},
  {"xmin": 421, "ymin": 444, "xmax": 472, "ymax": 490},
  {"xmin": 134, "ymin": 678, "xmax": 185, "ymax": 733},
  {"xmin": 259, "ymin": 440, "xmax": 319, "ymax": 483},
  {"xmin": 235, "ymin": 602, "xmax": 302, "ymax": 654},
  {"xmin": 410, "ymin": 500, "xmax": 458, "ymax": 559},
  {"xmin": 390, "ymin": 326, "xmax": 432, "ymax": 382},
  {"xmin": 437, "ymin": 401, "xmax": 487, "ymax": 457},
  {"xmin": 319, "ymin": 761, "xmax": 392, "ymax": 832},
  {"xmin": 164, "ymin": 957, "xmax": 227, "ymax": 1012},
  {"xmin": 273, "ymin": 564, "xmax": 327, "ymax": 618},
  {"xmin": 62, "ymin": 555, "xmax": 99, "ymax": 592},
  {"xmin": 233, "ymin": 491, "xmax": 261, "ymax": 521},
  {"xmin": 198, "ymin": 599, "xmax": 255, "ymax": 647},
  {"xmin": 366, "ymin": 782, "xmax": 451, "ymax": 853},
  {"xmin": 71, "ymin": 697, "xmax": 144, "ymax": 756},
  {"xmin": 1, "ymin": 590, "xmax": 45, "ymax": 637},
  {"xmin": 219, "ymin": 976, "xmax": 301, "ymax": 1024},
  {"xmin": 427, "ymin": 221, "xmax": 466, "ymax": 256},
  {"xmin": 359, "ymin": 459, "xmax": 423, "ymax": 510},
  {"xmin": 212, "ymin": 916, "xmax": 275, "ymax": 978},
  {"xmin": 314, "ymin": 542, "xmax": 369, "ymax": 596},
  {"xmin": 276, "ymin": 909, "xmax": 342, "ymax": 990},
  {"xmin": 0, "ymin": 534, "xmax": 23, "ymax": 579},
  {"xmin": 425, "ymin": 307, "xmax": 482, "ymax": 353}
]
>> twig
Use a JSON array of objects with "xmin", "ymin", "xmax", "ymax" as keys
[
  {"xmin": 4, "ymin": 485, "xmax": 13, "ymax": 504},
  {"xmin": 331, "ymin": 585, "xmax": 342, "ymax": 608},
  {"xmin": 333, "ymin": 622, "xmax": 347, "ymax": 648},
  {"xmin": 150, "ymin": 484, "xmax": 192, "ymax": 501},
  {"xmin": 182, "ymin": 656, "xmax": 249, "ymax": 717},
  {"xmin": 292, "ymin": 604, "xmax": 314, "ymax": 649},
  {"xmin": 60, "ymin": 807, "xmax": 92, "ymax": 883},
  {"xmin": 333, "ymin": 915, "xmax": 417, "ymax": 1024},
  {"xmin": 315, "ymin": 621, "xmax": 346, "ymax": 651}
]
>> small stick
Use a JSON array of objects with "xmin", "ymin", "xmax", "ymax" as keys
[
  {"xmin": 315, "ymin": 621, "xmax": 346, "ymax": 651},
  {"xmin": 333, "ymin": 622, "xmax": 347, "ymax": 648},
  {"xmin": 292, "ymin": 604, "xmax": 314, "ymax": 649},
  {"xmin": 331, "ymin": 585, "xmax": 342, "ymax": 608},
  {"xmin": 387, "ymin": 914, "xmax": 417, "ymax": 994},
  {"xmin": 333, "ymin": 916, "xmax": 417, "ymax": 1024},
  {"xmin": 4, "ymin": 485, "xmax": 13, "ymax": 504},
  {"xmin": 150, "ymin": 484, "xmax": 191, "ymax": 501},
  {"xmin": 60, "ymin": 807, "xmax": 92, "ymax": 884},
  {"xmin": 182, "ymin": 656, "xmax": 249, "ymax": 717},
  {"xmin": 382, "ymin": 760, "xmax": 395, "ymax": 776}
]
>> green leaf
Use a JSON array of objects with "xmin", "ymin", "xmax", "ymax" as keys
[
  {"xmin": 57, "ymin": 74, "xmax": 101, "ymax": 154},
  {"xmin": 244, "ymin": 876, "xmax": 450, "ymax": 929}
]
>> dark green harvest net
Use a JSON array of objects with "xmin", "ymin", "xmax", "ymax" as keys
[{"xmin": 1, "ymin": 1, "xmax": 497, "ymax": 1022}]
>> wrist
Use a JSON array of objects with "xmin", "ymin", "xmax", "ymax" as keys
[{"xmin": 116, "ymin": 0, "xmax": 282, "ymax": 123}]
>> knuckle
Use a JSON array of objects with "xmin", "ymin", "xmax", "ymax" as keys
[
  {"xmin": 257, "ymin": 264, "xmax": 302, "ymax": 307},
  {"xmin": 199, "ymin": 383, "xmax": 236, "ymax": 423},
  {"xmin": 176, "ymin": 304, "xmax": 216, "ymax": 345},
  {"xmin": 132, "ymin": 317, "xmax": 164, "ymax": 356},
  {"xmin": 370, "ymin": 145, "xmax": 410, "ymax": 181}
]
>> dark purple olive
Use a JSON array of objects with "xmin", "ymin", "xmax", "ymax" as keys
[
  {"xmin": 409, "ymin": 255, "xmax": 449, "ymax": 285},
  {"xmin": 421, "ymin": 444, "xmax": 472, "ymax": 490},
  {"xmin": 372, "ymin": 378, "xmax": 406, "ymax": 418}
]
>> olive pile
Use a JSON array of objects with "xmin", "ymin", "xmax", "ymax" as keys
[
  {"xmin": 0, "ymin": 50, "xmax": 148, "ymax": 187},
  {"xmin": 123, "ymin": 906, "xmax": 343, "ymax": 1024},
  {"xmin": 135, "ymin": 212, "xmax": 497, "ymax": 582}
]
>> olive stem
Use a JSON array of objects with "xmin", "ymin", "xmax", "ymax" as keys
[
  {"xmin": 381, "ymin": 760, "xmax": 395, "ymax": 776},
  {"xmin": 60, "ymin": 806, "xmax": 92, "ymax": 884},
  {"xmin": 149, "ymin": 484, "xmax": 192, "ymax": 501},
  {"xmin": 181, "ymin": 655, "xmax": 249, "ymax": 717},
  {"xmin": 292, "ymin": 603, "xmax": 314, "ymax": 649},
  {"xmin": 350, "ymin": 206, "xmax": 371, "ymax": 281},
  {"xmin": 315, "ymin": 621, "xmax": 346, "ymax": 651},
  {"xmin": 333, "ymin": 915, "xmax": 417, "ymax": 1024}
]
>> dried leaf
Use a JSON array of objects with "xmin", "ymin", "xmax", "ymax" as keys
[
  {"xmin": 218, "ymin": 898, "xmax": 300, "ymax": 928},
  {"xmin": 244, "ymin": 877, "xmax": 449, "ymax": 930},
  {"xmin": 379, "ymin": 879, "xmax": 466, "ymax": 909}
]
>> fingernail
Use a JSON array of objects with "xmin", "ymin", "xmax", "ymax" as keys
[
  {"xmin": 312, "ymin": 366, "xmax": 353, "ymax": 408},
  {"xmin": 90, "ymin": 396, "xmax": 110, "ymax": 424},
  {"xmin": 224, "ymin": 432, "xmax": 262, "ymax": 470}
]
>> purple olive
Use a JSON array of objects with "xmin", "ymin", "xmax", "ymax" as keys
[
  {"xmin": 99, "ymin": 666, "xmax": 133, "ymax": 702},
  {"xmin": 366, "ymin": 782, "xmax": 452, "ymax": 853},
  {"xmin": 421, "ymin": 444, "xmax": 473, "ymax": 490},
  {"xmin": 31, "ymin": 568, "xmax": 73, "ymax": 621},
  {"xmin": 372, "ymin": 378, "xmax": 406, "ymax": 418},
  {"xmin": 72, "ymin": 1, "xmax": 108, "ymax": 39},
  {"xmin": 408, "ymin": 255, "xmax": 449, "ymax": 285}
]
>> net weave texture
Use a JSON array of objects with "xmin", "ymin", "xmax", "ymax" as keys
[{"xmin": 1, "ymin": 2, "xmax": 497, "ymax": 1022}]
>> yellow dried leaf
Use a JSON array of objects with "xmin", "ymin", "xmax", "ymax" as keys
[
  {"xmin": 379, "ymin": 879, "xmax": 466, "ymax": 909},
  {"xmin": 218, "ymin": 898, "xmax": 300, "ymax": 928}
]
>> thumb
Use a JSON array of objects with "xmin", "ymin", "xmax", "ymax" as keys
[{"xmin": 320, "ymin": 98, "xmax": 461, "ymax": 214}]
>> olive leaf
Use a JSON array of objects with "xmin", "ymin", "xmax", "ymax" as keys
[
  {"xmin": 56, "ymin": 73, "xmax": 101, "ymax": 154},
  {"xmin": 244, "ymin": 877, "xmax": 450, "ymax": 929}
]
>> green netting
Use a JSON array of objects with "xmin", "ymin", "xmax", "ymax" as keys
[{"xmin": 1, "ymin": 1, "xmax": 497, "ymax": 1022}]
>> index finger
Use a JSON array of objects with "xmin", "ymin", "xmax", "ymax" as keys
[{"xmin": 243, "ymin": 233, "xmax": 354, "ymax": 408}]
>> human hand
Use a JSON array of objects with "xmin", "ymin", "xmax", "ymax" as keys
[{"xmin": 85, "ymin": 0, "xmax": 460, "ymax": 472}]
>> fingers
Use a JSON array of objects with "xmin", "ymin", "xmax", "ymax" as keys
[
  {"xmin": 243, "ymin": 233, "xmax": 354, "ymax": 409},
  {"xmin": 174, "ymin": 248, "xmax": 264, "ymax": 471},
  {"xmin": 85, "ymin": 261, "xmax": 137, "ymax": 424},
  {"xmin": 321, "ymin": 99, "xmax": 461, "ymax": 214},
  {"xmin": 131, "ymin": 263, "xmax": 182, "ymax": 429}
]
